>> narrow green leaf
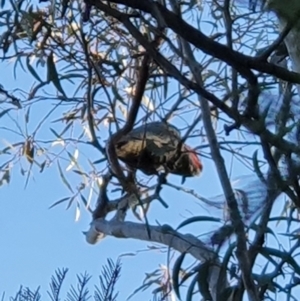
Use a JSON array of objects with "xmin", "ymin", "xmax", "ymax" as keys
[
  {"xmin": 47, "ymin": 51, "xmax": 66, "ymax": 97},
  {"xmin": 111, "ymin": 85, "xmax": 125, "ymax": 104},
  {"xmin": 59, "ymin": 122, "xmax": 72, "ymax": 137},
  {"xmin": 197, "ymin": 263, "xmax": 212, "ymax": 301},
  {"xmin": 0, "ymin": 108, "xmax": 11, "ymax": 119},
  {"xmin": 172, "ymin": 252, "xmax": 186, "ymax": 300},
  {"xmin": 28, "ymin": 82, "xmax": 48, "ymax": 100},
  {"xmin": 60, "ymin": 73, "xmax": 86, "ymax": 82},
  {"xmin": 216, "ymin": 242, "xmax": 236, "ymax": 300},
  {"xmin": 93, "ymin": 158, "xmax": 106, "ymax": 164},
  {"xmin": 66, "ymin": 149, "xmax": 79, "ymax": 171},
  {"xmin": 250, "ymin": 224, "xmax": 279, "ymax": 242},
  {"xmin": 176, "ymin": 216, "xmax": 221, "ymax": 230},
  {"xmin": 40, "ymin": 161, "xmax": 46, "ymax": 173},
  {"xmin": 186, "ymin": 273, "xmax": 198, "ymax": 301},
  {"xmin": 252, "ymin": 149, "xmax": 266, "ymax": 184},
  {"xmin": 2, "ymin": 169, "xmax": 10, "ymax": 184},
  {"xmin": 26, "ymin": 56, "xmax": 43, "ymax": 82},
  {"xmin": 0, "ymin": 146, "xmax": 11, "ymax": 154},
  {"xmin": 13, "ymin": 55, "xmax": 26, "ymax": 80},
  {"xmin": 0, "ymin": 159, "xmax": 13, "ymax": 170},
  {"xmin": 73, "ymin": 170, "xmax": 88, "ymax": 176},
  {"xmin": 261, "ymin": 100, "xmax": 272, "ymax": 122},
  {"xmin": 259, "ymin": 247, "xmax": 282, "ymax": 266},
  {"xmin": 25, "ymin": 106, "xmax": 30, "ymax": 123},
  {"xmin": 163, "ymin": 73, "xmax": 168, "ymax": 100},
  {"xmin": 50, "ymin": 128, "xmax": 61, "ymax": 139},
  {"xmin": 66, "ymin": 195, "xmax": 76, "ymax": 210},
  {"xmin": 57, "ymin": 161, "xmax": 74, "ymax": 193},
  {"xmin": 80, "ymin": 193, "xmax": 89, "ymax": 208},
  {"xmin": 49, "ymin": 197, "xmax": 70, "ymax": 209},
  {"xmin": 269, "ymin": 216, "xmax": 298, "ymax": 223}
]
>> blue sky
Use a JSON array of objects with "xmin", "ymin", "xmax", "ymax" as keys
[
  {"xmin": 0, "ymin": 2, "xmax": 291, "ymax": 300},
  {"xmin": 0, "ymin": 61, "xmax": 233, "ymax": 298},
  {"xmin": 0, "ymin": 105, "xmax": 224, "ymax": 300},
  {"xmin": 0, "ymin": 60, "xmax": 263, "ymax": 299}
]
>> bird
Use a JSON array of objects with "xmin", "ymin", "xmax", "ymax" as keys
[{"xmin": 114, "ymin": 122, "xmax": 203, "ymax": 178}]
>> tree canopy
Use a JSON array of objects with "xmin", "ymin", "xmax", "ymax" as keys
[{"xmin": 1, "ymin": 0, "xmax": 300, "ymax": 300}]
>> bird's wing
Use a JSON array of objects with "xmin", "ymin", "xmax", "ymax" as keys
[
  {"xmin": 115, "ymin": 137, "xmax": 146, "ymax": 158},
  {"xmin": 145, "ymin": 139, "xmax": 179, "ymax": 165}
]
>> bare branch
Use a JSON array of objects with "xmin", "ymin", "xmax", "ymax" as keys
[
  {"xmin": 89, "ymin": 219, "xmax": 227, "ymax": 301},
  {"xmin": 106, "ymin": 55, "xmax": 150, "ymax": 192},
  {"xmin": 175, "ymin": 20, "xmax": 259, "ymax": 301},
  {"xmin": 90, "ymin": 0, "xmax": 300, "ymax": 84}
]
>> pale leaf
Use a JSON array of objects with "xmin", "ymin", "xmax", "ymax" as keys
[
  {"xmin": 97, "ymin": 176, "xmax": 103, "ymax": 187},
  {"xmin": 142, "ymin": 95, "xmax": 155, "ymax": 111},
  {"xmin": 86, "ymin": 180, "xmax": 94, "ymax": 210},
  {"xmin": 75, "ymin": 202, "xmax": 81, "ymax": 222},
  {"xmin": 51, "ymin": 139, "xmax": 65, "ymax": 147},
  {"xmin": 83, "ymin": 124, "xmax": 92, "ymax": 141},
  {"xmin": 118, "ymin": 103, "xmax": 128, "ymax": 119},
  {"xmin": 66, "ymin": 148, "xmax": 79, "ymax": 171}
]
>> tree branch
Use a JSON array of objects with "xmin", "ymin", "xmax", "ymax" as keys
[
  {"xmin": 106, "ymin": 55, "xmax": 150, "ymax": 192},
  {"xmin": 175, "ymin": 18, "xmax": 259, "ymax": 299},
  {"xmin": 89, "ymin": 219, "xmax": 226, "ymax": 300},
  {"xmin": 92, "ymin": 220, "xmax": 213, "ymax": 257},
  {"xmin": 89, "ymin": 1, "xmax": 300, "ymax": 161},
  {"xmin": 90, "ymin": 0, "xmax": 300, "ymax": 84}
]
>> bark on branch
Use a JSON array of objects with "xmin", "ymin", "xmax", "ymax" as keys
[
  {"xmin": 88, "ymin": 0, "xmax": 300, "ymax": 162},
  {"xmin": 87, "ymin": 219, "xmax": 227, "ymax": 301},
  {"xmin": 88, "ymin": 0, "xmax": 300, "ymax": 84}
]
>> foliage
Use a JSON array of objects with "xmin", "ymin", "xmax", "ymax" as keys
[
  {"xmin": 7, "ymin": 259, "xmax": 121, "ymax": 301},
  {"xmin": 1, "ymin": 0, "xmax": 300, "ymax": 300}
]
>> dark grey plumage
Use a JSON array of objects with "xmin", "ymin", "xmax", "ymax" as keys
[{"xmin": 114, "ymin": 122, "xmax": 202, "ymax": 177}]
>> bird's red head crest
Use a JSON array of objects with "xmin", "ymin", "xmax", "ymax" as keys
[{"xmin": 184, "ymin": 145, "xmax": 203, "ymax": 175}]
